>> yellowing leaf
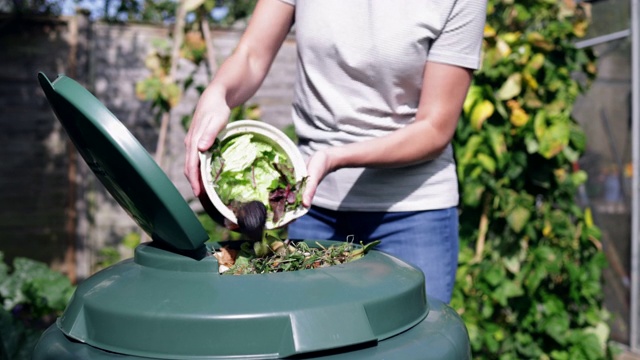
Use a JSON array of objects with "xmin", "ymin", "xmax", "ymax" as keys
[
  {"xmin": 484, "ymin": 24, "xmax": 496, "ymax": 38},
  {"xmin": 496, "ymin": 38, "xmax": 512, "ymax": 58},
  {"xmin": 471, "ymin": 100, "xmax": 495, "ymax": 130},
  {"xmin": 507, "ymin": 100, "xmax": 529, "ymax": 127},
  {"xmin": 527, "ymin": 32, "xmax": 555, "ymax": 52},
  {"xmin": 161, "ymin": 82, "xmax": 182, "ymax": 109},
  {"xmin": 510, "ymin": 107, "xmax": 530, "ymax": 127},
  {"xmin": 528, "ymin": 53, "xmax": 545, "ymax": 72},
  {"xmin": 573, "ymin": 20, "xmax": 588, "ymax": 38},
  {"xmin": 533, "ymin": 111, "xmax": 547, "ymax": 138},
  {"xmin": 554, "ymin": 168, "xmax": 567, "ymax": 183},
  {"xmin": 501, "ymin": 32, "xmax": 522, "ymax": 44},
  {"xmin": 585, "ymin": 207, "xmax": 594, "ymax": 228},
  {"xmin": 523, "ymin": 72, "xmax": 539, "ymax": 90},
  {"xmin": 463, "ymin": 86, "xmax": 483, "ymax": 115},
  {"xmin": 524, "ymin": 88, "xmax": 543, "ymax": 108},
  {"xmin": 496, "ymin": 73, "xmax": 522, "ymax": 100},
  {"xmin": 543, "ymin": 221, "xmax": 552, "ymax": 237}
]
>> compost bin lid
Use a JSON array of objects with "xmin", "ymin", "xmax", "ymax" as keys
[{"xmin": 38, "ymin": 72, "xmax": 209, "ymax": 252}]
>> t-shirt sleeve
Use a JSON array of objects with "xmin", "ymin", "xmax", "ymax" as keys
[
  {"xmin": 427, "ymin": 0, "xmax": 487, "ymax": 70},
  {"xmin": 278, "ymin": 0, "xmax": 295, "ymax": 5}
]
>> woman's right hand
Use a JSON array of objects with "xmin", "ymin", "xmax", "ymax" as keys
[{"xmin": 184, "ymin": 88, "xmax": 231, "ymax": 197}]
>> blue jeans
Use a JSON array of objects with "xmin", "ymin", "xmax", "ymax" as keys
[{"xmin": 287, "ymin": 206, "xmax": 459, "ymax": 303}]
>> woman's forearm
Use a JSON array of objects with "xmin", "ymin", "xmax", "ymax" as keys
[{"xmin": 324, "ymin": 62, "xmax": 472, "ymax": 171}]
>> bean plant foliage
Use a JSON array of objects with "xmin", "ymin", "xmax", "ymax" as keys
[{"xmin": 451, "ymin": 1, "xmax": 613, "ymax": 359}]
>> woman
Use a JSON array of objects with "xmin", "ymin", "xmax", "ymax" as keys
[{"xmin": 185, "ymin": 0, "xmax": 486, "ymax": 303}]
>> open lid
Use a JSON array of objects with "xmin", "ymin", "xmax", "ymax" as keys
[{"xmin": 38, "ymin": 73, "xmax": 209, "ymax": 252}]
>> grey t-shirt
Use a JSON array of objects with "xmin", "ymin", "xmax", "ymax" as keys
[{"xmin": 278, "ymin": 0, "xmax": 486, "ymax": 211}]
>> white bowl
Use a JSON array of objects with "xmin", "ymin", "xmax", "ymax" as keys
[{"xmin": 199, "ymin": 120, "xmax": 308, "ymax": 229}]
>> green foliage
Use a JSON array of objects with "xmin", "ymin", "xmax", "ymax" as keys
[
  {"xmin": 2, "ymin": 0, "xmax": 63, "ymax": 16},
  {"xmin": 0, "ymin": 253, "xmax": 74, "ymax": 318},
  {"xmin": 212, "ymin": 0, "xmax": 257, "ymax": 26},
  {"xmin": 0, "ymin": 252, "xmax": 75, "ymax": 360},
  {"xmin": 451, "ymin": 1, "xmax": 613, "ymax": 358},
  {"xmin": 135, "ymin": 38, "xmax": 183, "ymax": 118},
  {"xmin": 95, "ymin": 231, "xmax": 141, "ymax": 271}
]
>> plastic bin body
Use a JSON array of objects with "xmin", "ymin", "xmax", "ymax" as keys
[{"xmin": 34, "ymin": 297, "xmax": 470, "ymax": 360}]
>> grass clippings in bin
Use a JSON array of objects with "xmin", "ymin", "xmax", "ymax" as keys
[{"xmin": 215, "ymin": 235, "xmax": 381, "ymax": 275}]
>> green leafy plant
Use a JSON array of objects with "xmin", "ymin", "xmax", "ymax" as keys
[
  {"xmin": 0, "ymin": 252, "xmax": 75, "ymax": 360},
  {"xmin": 451, "ymin": 1, "xmax": 613, "ymax": 359}
]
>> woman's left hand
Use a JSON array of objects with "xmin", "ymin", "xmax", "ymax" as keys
[{"xmin": 302, "ymin": 149, "xmax": 334, "ymax": 207}]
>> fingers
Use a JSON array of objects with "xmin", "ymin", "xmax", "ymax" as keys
[
  {"xmin": 302, "ymin": 149, "xmax": 332, "ymax": 208},
  {"xmin": 302, "ymin": 179, "xmax": 317, "ymax": 208},
  {"xmin": 184, "ymin": 105, "xmax": 230, "ymax": 196}
]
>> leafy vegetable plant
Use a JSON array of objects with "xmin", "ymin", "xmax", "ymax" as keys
[{"xmin": 210, "ymin": 134, "xmax": 307, "ymax": 225}]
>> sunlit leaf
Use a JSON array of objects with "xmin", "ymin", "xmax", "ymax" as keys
[
  {"xmin": 527, "ymin": 53, "xmax": 545, "ymax": 72},
  {"xmin": 496, "ymin": 38, "xmax": 511, "ymax": 58},
  {"xmin": 496, "ymin": 73, "xmax": 522, "ymax": 100},
  {"xmin": 508, "ymin": 103, "xmax": 529, "ymax": 127},
  {"xmin": 585, "ymin": 207, "xmax": 594, "ymax": 228},
  {"xmin": 573, "ymin": 20, "xmax": 588, "ymax": 38},
  {"xmin": 534, "ymin": 111, "xmax": 547, "ymax": 138},
  {"xmin": 501, "ymin": 32, "xmax": 521, "ymax": 44},
  {"xmin": 484, "ymin": 24, "xmax": 497, "ymax": 38},
  {"xmin": 463, "ymin": 85, "xmax": 484, "ymax": 115},
  {"xmin": 459, "ymin": 134, "xmax": 484, "ymax": 167},
  {"xmin": 471, "ymin": 100, "xmax": 495, "ymax": 130},
  {"xmin": 477, "ymin": 153, "xmax": 496, "ymax": 173},
  {"xmin": 523, "ymin": 72, "xmax": 538, "ymax": 90}
]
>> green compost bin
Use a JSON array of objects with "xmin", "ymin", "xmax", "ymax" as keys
[{"xmin": 32, "ymin": 73, "xmax": 471, "ymax": 360}]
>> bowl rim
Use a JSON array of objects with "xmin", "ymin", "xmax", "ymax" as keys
[{"xmin": 199, "ymin": 120, "xmax": 308, "ymax": 229}]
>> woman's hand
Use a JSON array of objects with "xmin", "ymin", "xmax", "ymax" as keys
[
  {"xmin": 302, "ymin": 149, "xmax": 334, "ymax": 208},
  {"xmin": 302, "ymin": 147, "xmax": 342, "ymax": 208},
  {"xmin": 184, "ymin": 89, "xmax": 231, "ymax": 196}
]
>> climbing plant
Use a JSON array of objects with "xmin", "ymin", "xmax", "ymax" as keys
[{"xmin": 451, "ymin": 0, "xmax": 614, "ymax": 359}]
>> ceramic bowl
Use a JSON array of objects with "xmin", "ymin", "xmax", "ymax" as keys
[{"xmin": 199, "ymin": 120, "xmax": 308, "ymax": 229}]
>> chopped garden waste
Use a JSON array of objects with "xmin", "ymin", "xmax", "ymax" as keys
[{"xmin": 214, "ymin": 236, "xmax": 381, "ymax": 275}]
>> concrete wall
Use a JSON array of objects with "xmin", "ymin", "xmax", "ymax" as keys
[{"xmin": 0, "ymin": 13, "xmax": 296, "ymax": 280}]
